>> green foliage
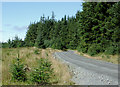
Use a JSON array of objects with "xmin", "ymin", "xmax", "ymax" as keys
[
  {"xmin": 105, "ymin": 43, "xmax": 119, "ymax": 55},
  {"xmin": 51, "ymin": 38, "xmax": 65, "ymax": 50},
  {"xmin": 77, "ymin": 42, "xmax": 89, "ymax": 53},
  {"xmin": 2, "ymin": 36, "xmax": 25, "ymax": 48},
  {"xmin": 44, "ymin": 40, "xmax": 50, "ymax": 48},
  {"xmin": 2, "ymin": 42, "xmax": 9, "ymax": 48},
  {"xmin": 30, "ymin": 58, "xmax": 53, "ymax": 85},
  {"xmin": 10, "ymin": 52, "xmax": 27, "ymax": 82},
  {"xmin": 44, "ymin": 40, "xmax": 52, "ymax": 48},
  {"xmin": 10, "ymin": 51, "xmax": 54, "ymax": 85},
  {"xmin": 11, "ymin": 36, "xmax": 25, "ymax": 48},
  {"xmin": 35, "ymin": 28, "xmax": 45, "ymax": 48},
  {"xmin": 3, "ymin": 2, "xmax": 120, "ymax": 56},
  {"xmin": 34, "ymin": 49, "xmax": 39, "ymax": 55},
  {"xmin": 76, "ymin": 2, "xmax": 119, "ymax": 55},
  {"xmin": 24, "ymin": 23, "xmax": 38, "ymax": 47},
  {"xmin": 87, "ymin": 44, "xmax": 102, "ymax": 56}
]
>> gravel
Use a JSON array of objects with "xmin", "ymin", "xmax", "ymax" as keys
[{"xmin": 53, "ymin": 51, "xmax": 118, "ymax": 85}]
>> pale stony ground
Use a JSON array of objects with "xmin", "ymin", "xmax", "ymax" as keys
[{"xmin": 53, "ymin": 51, "xmax": 118, "ymax": 85}]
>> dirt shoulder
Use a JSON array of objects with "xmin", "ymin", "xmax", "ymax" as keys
[{"xmin": 74, "ymin": 50, "xmax": 119, "ymax": 64}]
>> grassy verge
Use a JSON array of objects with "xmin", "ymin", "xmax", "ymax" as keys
[
  {"xmin": 74, "ymin": 50, "xmax": 119, "ymax": 64},
  {"xmin": 2, "ymin": 47, "xmax": 73, "ymax": 85}
]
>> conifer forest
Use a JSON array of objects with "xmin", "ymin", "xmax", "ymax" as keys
[{"xmin": 2, "ymin": 2, "xmax": 120, "ymax": 56}]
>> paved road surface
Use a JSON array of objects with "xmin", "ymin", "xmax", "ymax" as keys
[{"xmin": 54, "ymin": 50, "xmax": 119, "ymax": 85}]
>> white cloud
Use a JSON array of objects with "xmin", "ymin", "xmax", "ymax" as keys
[{"xmin": 13, "ymin": 25, "xmax": 28, "ymax": 31}]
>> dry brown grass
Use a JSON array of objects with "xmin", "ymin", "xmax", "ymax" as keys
[
  {"xmin": 2, "ymin": 47, "xmax": 73, "ymax": 85},
  {"xmin": 44, "ymin": 48, "xmax": 72, "ymax": 85},
  {"xmin": 74, "ymin": 50, "xmax": 119, "ymax": 64}
]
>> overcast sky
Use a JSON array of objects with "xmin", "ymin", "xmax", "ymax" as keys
[{"xmin": 2, "ymin": 2, "xmax": 83, "ymax": 42}]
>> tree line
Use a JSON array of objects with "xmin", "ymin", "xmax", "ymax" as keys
[{"xmin": 2, "ymin": 2, "xmax": 120, "ymax": 55}]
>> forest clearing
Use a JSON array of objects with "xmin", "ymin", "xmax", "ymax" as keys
[
  {"xmin": 1, "ymin": 1, "xmax": 120, "ymax": 85},
  {"xmin": 2, "ymin": 47, "xmax": 74, "ymax": 85}
]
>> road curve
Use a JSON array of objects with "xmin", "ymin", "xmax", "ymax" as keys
[{"xmin": 53, "ymin": 50, "xmax": 119, "ymax": 85}]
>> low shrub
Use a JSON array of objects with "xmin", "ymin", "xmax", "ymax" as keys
[
  {"xmin": 10, "ymin": 53, "xmax": 27, "ymax": 82},
  {"xmin": 34, "ymin": 49, "xmax": 39, "ymax": 54},
  {"xmin": 44, "ymin": 40, "xmax": 51, "ymax": 48},
  {"xmin": 105, "ymin": 46, "xmax": 118, "ymax": 55},
  {"xmin": 77, "ymin": 45, "xmax": 88, "ymax": 53},
  {"xmin": 30, "ymin": 58, "xmax": 53, "ymax": 85},
  {"xmin": 87, "ymin": 44, "xmax": 102, "ymax": 56}
]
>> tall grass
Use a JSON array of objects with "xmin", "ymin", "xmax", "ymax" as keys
[{"xmin": 2, "ymin": 47, "xmax": 73, "ymax": 85}]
